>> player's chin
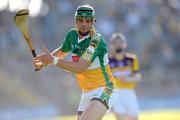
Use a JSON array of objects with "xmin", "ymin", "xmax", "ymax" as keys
[
  {"xmin": 80, "ymin": 30, "xmax": 88, "ymax": 33},
  {"xmin": 80, "ymin": 28, "xmax": 90, "ymax": 33}
]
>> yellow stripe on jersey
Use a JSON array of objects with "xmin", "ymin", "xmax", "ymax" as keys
[
  {"xmin": 76, "ymin": 65, "xmax": 115, "ymax": 92},
  {"xmin": 111, "ymin": 53, "xmax": 140, "ymax": 89},
  {"xmin": 132, "ymin": 54, "xmax": 139, "ymax": 72}
]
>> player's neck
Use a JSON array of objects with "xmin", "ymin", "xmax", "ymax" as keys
[
  {"xmin": 79, "ymin": 35, "xmax": 86, "ymax": 39},
  {"xmin": 78, "ymin": 34, "xmax": 90, "ymax": 39},
  {"xmin": 79, "ymin": 35, "xmax": 84, "ymax": 39}
]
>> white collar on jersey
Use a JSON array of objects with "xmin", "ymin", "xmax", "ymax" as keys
[{"xmin": 78, "ymin": 34, "xmax": 90, "ymax": 43}]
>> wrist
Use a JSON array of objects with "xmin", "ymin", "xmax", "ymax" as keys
[{"xmin": 53, "ymin": 56, "xmax": 59, "ymax": 65}]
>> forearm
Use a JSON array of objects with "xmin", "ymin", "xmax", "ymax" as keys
[
  {"xmin": 34, "ymin": 46, "xmax": 90, "ymax": 73},
  {"xmin": 54, "ymin": 59, "xmax": 89, "ymax": 74},
  {"xmin": 51, "ymin": 48, "xmax": 69, "ymax": 59}
]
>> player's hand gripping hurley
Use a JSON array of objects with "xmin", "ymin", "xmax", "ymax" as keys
[{"xmin": 14, "ymin": 9, "xmax": 40, "ymax": 71}]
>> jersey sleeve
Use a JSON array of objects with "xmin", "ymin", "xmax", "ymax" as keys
[
  {"xmin": 132, "ymin": 55, "xmax": 140, "ymax": 73},
  {"xmin": 60, "ymin": 31, "xmax": 72, "ymax": 52},
  {"xmin": 81, "ymin": 33, "xmax": 107, "ymax": 63}
]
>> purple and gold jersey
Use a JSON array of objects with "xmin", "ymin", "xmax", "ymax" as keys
[{"xmin": 109, "ymin": 53, "xmax": 140, "ymax": 89}]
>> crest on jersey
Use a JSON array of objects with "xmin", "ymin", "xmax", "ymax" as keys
[
  {"xmin": 90, "ymin": 33, "xmax": 100, "ymax": 48},
  {"xmin": 90, "ymin": 39, "xmax": 99, "ymax": 48}
]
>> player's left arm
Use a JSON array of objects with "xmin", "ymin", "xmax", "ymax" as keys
[
  {"xmin": 126, "ymin": 55, "xmax": 142, "ymax": 82},
  {"xmin": 34, "ymin": 33, "xmax": 100, "ymax": 73},
  {"xmin": 55, "ymin": 59, "xmax": 91, "ymax": 73},
  {"xmin": 33, "ymin": 46, "xmax": 91, "ymax": 73}
]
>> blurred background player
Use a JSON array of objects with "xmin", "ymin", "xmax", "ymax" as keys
[
  {"xmin": 33, "ymin": 5, "xmax": 117, "ymax": 120},
  {"xmin": 109, "ymin": 33, "xmax": 142, "ymax": 120}
]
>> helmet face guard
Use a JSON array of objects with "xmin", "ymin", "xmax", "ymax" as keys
[{"xmin": 75, "ymin": 5, "xmax": 95, "ymax": 36}]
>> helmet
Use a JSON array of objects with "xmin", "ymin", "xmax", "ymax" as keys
[
  {"xmin": 75, "ymin": 5, "xmax": 95, "ymax": 21},
  {"xmin": 75, "ymin": 5, "xmax": 96, "ymax": 36}
]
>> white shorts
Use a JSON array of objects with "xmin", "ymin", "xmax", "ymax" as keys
[
  {"xmin": 112, "ymin": 89, "xmax": 139, "ymax": 116},
  {"xmin": 78, "ymin": 87, "xmax": 118, "ymax": 115}
]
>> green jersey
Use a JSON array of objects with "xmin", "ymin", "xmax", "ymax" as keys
[{"xmin": 60, "ymin": 28, "xmax": 114, "ymax": 91}]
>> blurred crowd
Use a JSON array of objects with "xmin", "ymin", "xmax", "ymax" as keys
[{"xmin": 0, "ymin": 0, "xmax": 180, "ymax": 117}]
